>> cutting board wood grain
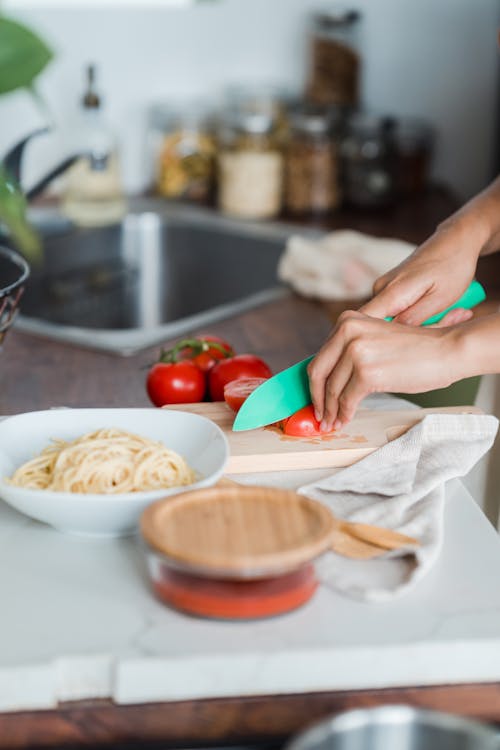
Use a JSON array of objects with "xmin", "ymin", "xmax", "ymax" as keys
[{"xmin": 164, "ymin": 402, "xmax": 481, "ymax": 474}]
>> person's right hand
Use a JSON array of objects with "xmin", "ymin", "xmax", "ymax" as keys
[{"xmin": 359, "ymin": 219, "xmax": 482, "ymax": 325}]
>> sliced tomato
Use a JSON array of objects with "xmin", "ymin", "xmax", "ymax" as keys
[
  {"xmin": 209, "ymin": 355, "xmax": 272, "ymax": 401},
  {"xmin": 224, "ymin": 377, "xmax": 269, "ymax": 412},
  {"xmin": 282, "ymin": 405, "xmax": 323, "ymax": 437}
]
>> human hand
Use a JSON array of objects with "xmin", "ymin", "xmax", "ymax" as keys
[
  {"xmin": 359, "ymin": 220, "xmax": 482, "ymax": 326},
  {"xmin": 308, "ymin": 310, "xmax": 465, "ymax": 431}
]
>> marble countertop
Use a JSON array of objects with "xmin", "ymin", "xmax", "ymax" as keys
[{"xmin": 1, "ymin": 478, "xmax": 500, "ymax": 713}]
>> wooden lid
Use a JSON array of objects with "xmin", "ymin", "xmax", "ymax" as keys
[{"xmin": 140, "ymin": 485, "xmax": 335, "ymax": 579}]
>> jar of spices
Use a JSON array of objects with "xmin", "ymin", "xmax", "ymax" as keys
[
  {"xmin": 150, "ymin": 103, "xmax": 215, "ymax": 203},
  {"xmin": 218, "ymin": 111, "xmax": 283, "ymax": 220},
  {"xmin": 285, "ymin": 107, "xmax": 340, "ymax": 216},
  {"xmin": 306, "ymin": 9, "xmax": 361, "ymax": 110},
  {"xmin": 340, "ymin": 114, "xmax": 397, "ymax": 207}
]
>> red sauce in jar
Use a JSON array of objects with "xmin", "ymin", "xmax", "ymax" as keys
[{"xmin": 152, "ymin": 564, "xmax": 318, "ymax": 620}]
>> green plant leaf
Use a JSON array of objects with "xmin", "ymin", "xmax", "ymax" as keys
[
  {"xmin": 0, "ymin": 165, "xmax": 41, "ymax": 261},
  {"xmin": 0, "ymin": 16, "xmax": 53, "ymax": 95}
]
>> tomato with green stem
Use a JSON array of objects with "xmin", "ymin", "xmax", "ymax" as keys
[{"xmin": 161, "ymin": 335, "xmax": 234, "ymax": 373}]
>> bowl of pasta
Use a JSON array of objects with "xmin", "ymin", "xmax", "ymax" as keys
[{"xmin": 0, "ymin": 408, "xmax": 228, "ymax": 537}]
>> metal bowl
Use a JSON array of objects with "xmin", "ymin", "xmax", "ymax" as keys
[
  {"xmin": 0, "ymin": 245, "xmax": 29, "ymax": 346},
  {"xmin": 286, "ymin": 706, "xmax": 499, "ymax": 750}
]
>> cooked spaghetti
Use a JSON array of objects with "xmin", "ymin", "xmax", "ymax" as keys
[{"xmin": 8, "ymin": 428, "xmax": 196, "ymax": 494}]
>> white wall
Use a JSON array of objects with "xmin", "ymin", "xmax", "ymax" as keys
[{"xmin": 1, "ymin": 0, "xmax": 498, "ymax": 200}]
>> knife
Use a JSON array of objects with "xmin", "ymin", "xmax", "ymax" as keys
[{"xmin": 232, "ymin": 280, "xmax": 486, "ymax": 432}]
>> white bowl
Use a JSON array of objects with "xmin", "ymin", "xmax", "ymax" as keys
[{"xmin": 0, "ymin": 408, "xmax": 228, "ymax": 537}]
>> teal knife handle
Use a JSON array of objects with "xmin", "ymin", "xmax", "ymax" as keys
[{"xmin": 384, "ymin": 280, "xmax": 486, "ymax": 326}]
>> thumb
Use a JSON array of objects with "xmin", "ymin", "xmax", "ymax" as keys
[
  {"xmin": 393, "ymin": 291, "xmax": 463, "ymax": 326},
  {"xmin": 359, "ymin": 281, "xmax": 425, "ymax": 320}
]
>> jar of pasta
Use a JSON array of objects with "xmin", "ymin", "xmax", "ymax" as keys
[
  {"xmin": 285, "ymin": 106, "xmax": 340, "ymax": 216},
  {"xmin": 217, "ymin": 112, "xmax": 284, "ymax": 220},
  {"xmin": 306, "ymin": 9, "xmax": 361, "ymax": 110},
  {"xmin": 151, "ymin": 104, "xmax": 215, "ymax": 203}
]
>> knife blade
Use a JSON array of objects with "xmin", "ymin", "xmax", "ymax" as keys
[{"xmin": 233, "ymin": 280, "xmax": 486, "ymax": 432}]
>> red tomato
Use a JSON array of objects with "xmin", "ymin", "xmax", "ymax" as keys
[
  {"xmin": 223, "ymin": 377, "xmax": 269, "ymax": 412},
  {"xmin": 209, "ymin": 355, "xmax": 272, "ymax": 401},
  {"xmin": 283, "ymin": 405, "xmax": 323, "ymax": 437},
  {"xmin": 146, "ymin": 361, "xmax": 206, "ymax": 406},
  {"xmin": 190, "ymin": 351, "xmax": 217, "ymax": 373},
  {"xmin": 180, "ymin": 335, "xmax": 234, "ymax": 372}
]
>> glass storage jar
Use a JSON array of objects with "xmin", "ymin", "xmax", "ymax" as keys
[
  {"xmin": 394, "ymin": 118, "xmax": 434, "ymax": 195},
  {"xmin": 285, "ymin": 106, "xmax": 340, "ymax": 216},
  {"xmin": 306, "ymin": 9, "xmax": 361, "ymax": 109},
  {"xmin": 340, "ymin": 113, "xmax": 397, "ymax": 207},
  {"xmin": 222, "ymin": 84, "xmax": 294, "ymax": 146},
  {"xmin": 150, "ymin": 103, "xmax": 215, "ymax": 203},
  {"xmin": 217, "ymin": 111, "xmax": 284, "ymax": 220}
]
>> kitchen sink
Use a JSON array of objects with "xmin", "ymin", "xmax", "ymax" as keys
[{"xmin": 17, "ymin": 200, "xmax": 318, "ymax": 355}]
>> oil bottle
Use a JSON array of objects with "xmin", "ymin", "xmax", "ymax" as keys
[{"xmin": 62, "ymin": 64, "xmax": 126, "ymax": 226}]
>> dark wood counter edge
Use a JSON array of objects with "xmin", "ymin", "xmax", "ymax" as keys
[{"xmin": 2, "ymin": 684, "xmax": 500, "ymax": 749}]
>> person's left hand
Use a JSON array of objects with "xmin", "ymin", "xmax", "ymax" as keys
[{"xmin": 307, "ymin": 309, "xmax": 468, "ymax": 431}]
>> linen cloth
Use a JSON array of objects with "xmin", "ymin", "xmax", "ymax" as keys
[
  {"xmin": 298, "ymin": 412, "xmax": 498, "ymax": 602},
  {"xmin": 277, "ymin": 230, "xmax": 414, "ymax": 301},
  {"xmin": 230, "ymin": 396, "xmax": 498, "ymax": 602}
]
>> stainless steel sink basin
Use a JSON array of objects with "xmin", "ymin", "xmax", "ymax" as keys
[{"xmin": 17, "ymin": 200, "xmax": 318, "ymax": 355}]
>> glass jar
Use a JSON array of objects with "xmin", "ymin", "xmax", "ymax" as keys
[
  {"xmin": 394, "ymin": 118, "xmax": 434, "ymax": 195},
  {"xmin": 285, "ymin": 107, "xmax": 340, "ymax": 216},
  {"xmin": 222, "ymin": 84, "xmax": 294, "ymax": 145},
  {"xmin": 217, "ymin": 112, "xmax": 284, "ymax": 220},
  {"xmin": 306, "ymin": 9, "xmax": 361, "ymax": 109},
  {"xmin": 340, "ymin": 114, "xmax": 397, "ymax": 207},
  {"xmin": 150, "ymin": 103, "xmax": 215, "ymax": 203}
]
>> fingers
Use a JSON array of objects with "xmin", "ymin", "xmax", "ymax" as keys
[
  {"xmin": 336, "ymin": 373, "xmax": 369, "ymax": 427},
  {"xmin": 431, "ymin": 308, "xmax": 473, "ymax": 328},
  {"xmin": 320, "ymin": 353, "xmax": 354, "ymax": 432},
  {"xmin": 392, "ymin": 289, "xmax": 462, "ymax": 326},
  {"xmin": 308, "ymin": 311, "xmax": 363, "ymax": 423},
  {"xmin": 360, "ymin": 278, "xmax": 430, "ymax": 321},
  {"xmin": 372, "ymin": 270, "xmax": 392, "ymax": 296}
]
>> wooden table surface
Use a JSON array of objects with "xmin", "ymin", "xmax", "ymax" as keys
[{"xmin": 1, "ymin": 187, "xmax": 500, "ymax": 747}]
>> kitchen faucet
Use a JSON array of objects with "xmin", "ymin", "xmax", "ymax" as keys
[{"xmin": 3, "ymin": 127, "xmax": 109, "ymax": 202}]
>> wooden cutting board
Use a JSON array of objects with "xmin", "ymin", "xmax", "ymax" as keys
[{"xmin": 164, "ymin": 402, "xmax": 481, "ymax": 474}]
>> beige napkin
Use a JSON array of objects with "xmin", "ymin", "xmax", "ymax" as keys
[
  {"xmin": 298, "ymin": 413, "xmax": 498, "ymax": 601},
  {"xmin": 277, "ymin": 230, "xmax": 414, "ymax": 301}
]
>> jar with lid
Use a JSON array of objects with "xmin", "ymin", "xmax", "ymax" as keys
[
  {"xmin": 217, "ymin": 111, "xmax": 284, "ymax": 220},
  {"xmin": 340, "ymin": 114, "xmax": 397, "ymax": 207},
  {"xmin": 222, "ymin": 84, "xmax": 294, "ymax": 145},
  {"xmin": 150, "ymin": 103, "xmax": 215, "ymax": 203},
  {"xmin": 306, "ymin": 9, "xmax": 361, "ymax": 109},
  {"xmin": 394, "ymin": 118, "xmax": 434, "ymax": 195},
  {"xmin": 285, "ymin": 106, "xmax": 340, "ymax": 216}
]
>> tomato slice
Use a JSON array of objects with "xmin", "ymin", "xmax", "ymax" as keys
[
  {"xmin": 223, "ymin": 377, "xmax": 269, "ymax": 412},
  {"xmin": 282, "ymin": 405, "xmax": 323, "ymax": 437},
  {"xmin": 209, "ymin": 355, "xmax": 272, "ymax": 401}
]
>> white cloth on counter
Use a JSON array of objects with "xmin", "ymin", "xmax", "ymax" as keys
[
  {"xmin": 230, "ymin": 395, "xmax": 498, "ymax": 603},
  {"xmin": 298, "ymin": 412, "xmax": 498, "ymax": 602},
  {"xmin": 278, "ymin": 230, "xmax": 414, "ymax": 300}
]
